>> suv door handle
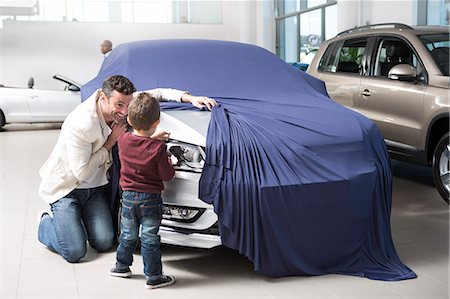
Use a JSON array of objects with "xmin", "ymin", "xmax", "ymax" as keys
[{"xmin": 361, "ymin": 89, "xmax": 371, "ymax": 97}]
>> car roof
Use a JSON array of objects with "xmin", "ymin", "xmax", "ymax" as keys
[
  {"xmin": 82, "ymin": 39, "xmax": 323, "ymax": 101},
  {"xmin": 335, "ymin": 23, "xmax": 449, "ymax": 39}
]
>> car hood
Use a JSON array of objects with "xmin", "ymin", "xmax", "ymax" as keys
[{"xmin": 160, "ymin": 110, "xmax": 210, "ymax": 146}]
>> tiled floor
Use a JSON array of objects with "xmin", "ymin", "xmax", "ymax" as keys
[{"xmin": 1, "ymin": 123, "xmax": 449, "ymax": 299}]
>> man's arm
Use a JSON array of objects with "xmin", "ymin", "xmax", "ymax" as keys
[
  {"xmin": 180, "ymin": 93, "xmax": 217, "ymax": 110},
  {"xmin": 140, "ymin": 88, "xmax": 186, "ymax": 102},
  {"xmin": 140, "ymin": 88, "xmax": 217, "ymax": 110},
  {"xmin": 64, "ymin": 121, "xmax": 126, "ymax": 182},
  {"xmin": 65, "ymin": 125, "xmax": 110, "ymax": 182}
]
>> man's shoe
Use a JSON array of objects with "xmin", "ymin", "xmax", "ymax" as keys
[
  {"xmin": 109, "ymin": 266, "xmax": 132, "ymax": 278},
  {"xmin": 36, "ymin": 210, "xmax": 50, "ymax": 225},
  {"xmin": 146, "ymin": 275, "xmax": 175, "ymax": 289}
]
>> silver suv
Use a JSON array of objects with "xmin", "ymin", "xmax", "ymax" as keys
[{"xmin": 308, "ymin": 23, "xmax": 449, "ymax": 203}]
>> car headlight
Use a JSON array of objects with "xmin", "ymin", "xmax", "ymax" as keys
[{"xmin": 167, "ymin": 140, "xmax": 205, "ymax": 173}]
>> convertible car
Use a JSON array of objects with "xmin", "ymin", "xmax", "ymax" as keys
[
  {"xmin": 0, "ymin": 75, "xmax": 81, "ymax": 128},
  {"xmin": 82, "ymin": 40, "xmax": 415, "ymax": 280}
]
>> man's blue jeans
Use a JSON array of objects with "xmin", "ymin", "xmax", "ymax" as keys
[
  {"xmin": 115, "ymin": 190, "xmax": 163, "ymax": 280},
  {"xmin": 38, "ymin": 186, "xmax": 114, "ymax": 263}
]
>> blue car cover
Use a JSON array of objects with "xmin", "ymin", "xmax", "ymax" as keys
[{"xmin": 81, "ymin": 39, "xmax": 416, "ymax": 280}]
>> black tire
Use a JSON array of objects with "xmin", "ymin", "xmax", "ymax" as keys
[
  {"xmin": 0, "ymin": 110, "xmax": 5, "ymax": 129},
  {"xmin": 432, "ymin": 133, "xmax": 450, "ymax": 204}
]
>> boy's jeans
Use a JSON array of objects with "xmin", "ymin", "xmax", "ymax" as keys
[
  {"xmin": 116, "ymin": 190, "xmax": 163, "ymax": 280},
  {"xmin": 37, "ymin": 186, "xmax": 115, "ymax": 263}
]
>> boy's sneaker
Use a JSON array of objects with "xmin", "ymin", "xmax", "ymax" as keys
[
  {"xmin": 146, "ymin": 275, "xmax": 175, "ymax": 289},
  {"xmin": 109, "ymin": 266, "xmax": 132, "ymax": 278}
]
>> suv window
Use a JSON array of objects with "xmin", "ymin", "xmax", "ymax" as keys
[
  {"xmin": 419, "ymin": 33, "xmax": 450, "ymax": 76},
  {"xmin": 318, "ymin": 38, "xmax": 367, "ymax": 74},
  {"xmin": 373, "ymin": 38, "xmax": 425, "ymax": 81}
]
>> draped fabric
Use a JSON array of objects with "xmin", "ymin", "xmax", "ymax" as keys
[{"xmin": 81, "ymin": 39, "xmax": 416, "ymax": 280}]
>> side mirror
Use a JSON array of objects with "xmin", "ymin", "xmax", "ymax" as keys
[
  {"xmin": 68, "ymin": 84, "xmax": 80, "ymax": 92},
  {"xmin": 388, "ymin": 64, "xmax": 417, "ymax": 81},
  {"xmin": 28, "ymin": 77, "xmax": 34, "ymax": 89}
]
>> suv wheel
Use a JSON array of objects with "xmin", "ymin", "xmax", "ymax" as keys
[
  {"xmin": 0, "ymin": 110, "xmax": 5, "ymax": 128},
  {"xmin": 432, "ymin": 133, "xmax": 450, "ymax": 204}
]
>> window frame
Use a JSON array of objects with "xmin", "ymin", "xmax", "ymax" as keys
[
  {"xmin": 367, "ymin": 35, "xmax": 429, "ymax": 84},
  {"xmin": 318, "ymin": 37, "xmax": 369, "ymax": 76}
]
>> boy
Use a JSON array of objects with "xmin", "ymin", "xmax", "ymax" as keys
[{"xmin": 109, "ymin": 92, "xmax": 175, "ymax": 289}]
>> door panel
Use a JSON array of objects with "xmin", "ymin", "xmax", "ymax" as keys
[
  {"xmin": 27, "ymin": 90, "xmax": 80, "ymax": 122},
  {"xmin": 319, "ymin": 73, "xmax": 361, "ymax": 109},
  {"xmin": 0, "ymin": 88, "xmax": 31, "ymax": 122},
  {"xmin": 357, "ymin": 77, "xmax": 425, "ymax": 148}
]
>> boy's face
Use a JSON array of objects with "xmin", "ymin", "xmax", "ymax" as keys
[{"xmin": 100, "ymin": 90, "xmax": 133, "ymax": 125}]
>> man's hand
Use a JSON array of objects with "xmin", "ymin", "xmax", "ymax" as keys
[
  {"xmin": 151, "ymin": 128, "xmax": 171, "ymax": 141},
  {"xmin": 103, "ymin": 122, "xmax": 128, "ymax": 151},
  {"xmin": 181, "ymin": 93, "xmax": 217, "ymax": 110}
]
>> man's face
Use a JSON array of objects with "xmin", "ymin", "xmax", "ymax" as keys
[
  {"xmin": 100, "ymin": 90, "xmax": 133, "ymax": 125},
  {"xmin": 100, "ymin": 42, "xmax": 111, "ymax": 54}
]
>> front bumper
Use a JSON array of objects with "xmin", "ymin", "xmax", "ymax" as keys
[
  {"xmin": 159, "ymin": 226, "xmax": 222, "ymax": 248},
  {"xmin": 160, "ymin": 170, "xmax": 221, "ymax": 249}
]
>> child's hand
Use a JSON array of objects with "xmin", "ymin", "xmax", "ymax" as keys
[{"xmin": 151, "ymin": 128, "xmax": 171, "ymax": 141}]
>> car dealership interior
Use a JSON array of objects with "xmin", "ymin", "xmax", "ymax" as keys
[{"xmin": 1, "ymin": 0, "xmax": 449, "ymax": 298}]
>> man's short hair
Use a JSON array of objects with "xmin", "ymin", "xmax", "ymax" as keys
[
  {"xmin": 127, "ymin": 92, "xmax": 160, "ymax": 131},
  {"xmin": 102, "ymin": 75, "xmax": 136, "ymax": 97},
  {"xmin": 103, "ymin": 40, "xmax": 112, "ymax": 49}
]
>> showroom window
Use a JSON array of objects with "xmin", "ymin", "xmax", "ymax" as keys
[
  {"xmin": 417, "ymin": 0, "xmax": 449, "ymax": 25},
  {"xmin": 275, "ymin": 0, "xmax": 337, "ymax": 63},
  {"xmin": 0, "ymin": 0, "xmax": 222, "ymax": 24}
]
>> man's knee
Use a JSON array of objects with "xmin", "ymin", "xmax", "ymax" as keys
[
  {"xmin": 90, "ymin": 233, "xmax": 114, "ymax": 252},
  {"xmin": 61, "ymin": 245, "xmax": 86, "ymax": 263}
]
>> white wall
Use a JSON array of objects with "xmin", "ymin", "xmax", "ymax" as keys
[
  {"xmin": 0, "ymin": 0, "xmax": 275, "ymax": 90},
  {"xmin": 337, "ymin": 0, "xmax": 417, "ymax": 33}
]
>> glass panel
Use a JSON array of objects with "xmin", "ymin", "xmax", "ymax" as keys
[
  {"xmin": 278, "ymin": 0, "xmax": 301, "ymax": 15},
  {"xmin": 82, "ymin": 2, "xmax": 109, "ymax": 22},
  {"xmin": 278, "ymin": 15, "xmax": 298, "ymax": 62},
  {"xmin": 427, "ymin": 0, "xmax": 449, "ymax": 25},
  {"xmin": 188, "ymin": 1, "xmax": 222, "ymax": 24},
  {"xmin": 336, "ymin": 39, "xmax": 366, "ymax": 74},
  {"xmin": 322, "ymin": 39, "xmax": 366, "ymax": 74},
  {"xmin": 325, "ymin": 4, "xmax": 337, "ymax": 40},
  {"xmin": 307, "ymin": 0, "xmax": 326, "ymax": 8},
  {"xmin": 299, "ymin": 9, "xmax": 321, "ymax": 60},
  {"xmin": 2, "ymin": 0, "xmax": 222, "ymax": 24},
  {"xmin": 132, "ymin": 2, "xmax": 171, "ymax": 23},
  {"xmin": 318, "ymin": 42, "xmax": 337, "ymax": 71},
  {"xmin": 373, "ymin": 39, "xmax": 426, "ymax": 79},
  {"xmin": 419, "ymin": 33, "xmax": 450, "ymax": 76}
]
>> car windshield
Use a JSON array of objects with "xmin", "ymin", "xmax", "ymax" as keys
[{"xmin": 419, "ymin": 33, "xmax": 450, "ymax": 76}]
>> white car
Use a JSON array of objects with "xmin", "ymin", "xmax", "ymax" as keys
[
  {"xmin": 159, "ymin": 111, "xmax": 221, "ymax": 248},
  {"xmin": 0, "ymin": 75, "xmax": 81, "ymax": 128}
]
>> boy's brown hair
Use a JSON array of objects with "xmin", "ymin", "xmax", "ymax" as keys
[{"xmin": 127, "ymin": 92, "xmax": 160, "ymax": 131}]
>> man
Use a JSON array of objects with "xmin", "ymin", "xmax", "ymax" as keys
[
  {"xmin": 100, "ymin": 40, "xmax": 113, "ymax": 58},
  {"xmin": 37, "ymin": 75, "xmax": 216, "ymax": 263}
]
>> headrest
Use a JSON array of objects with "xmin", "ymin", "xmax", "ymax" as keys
[
  {"xmin": 431, "ymin": 47, "xmax": 449, "ymax": 60},
  {"xmin": 337, "ymin": 61, "xmax": 359, "ymax": 73},
  {"xmin": 386, "ymin": 41, "xmax": 410, "ymax": 57}
]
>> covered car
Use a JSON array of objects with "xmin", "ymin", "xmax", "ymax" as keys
[{"xmin": 82, "ymin": 39, "xmax": 416, "ymax": 280}]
